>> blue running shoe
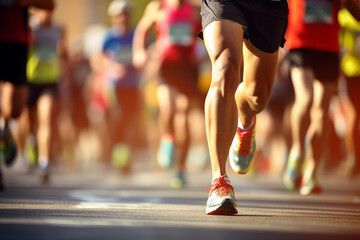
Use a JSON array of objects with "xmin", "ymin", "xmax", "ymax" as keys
[
  {"xmin": 229, "ymin": 117, "xmax": 256, "ymax": 174},
  {"xmin": 206, "ymin": 175, "xmax": 238, "ymax": 215},
  {"xmin": 0, "ymin": 126, "xmax": 17, "ymax": 167},
  {"xmin": 157, "ymin": 134, "xmax": 175, "ymax": 169}
]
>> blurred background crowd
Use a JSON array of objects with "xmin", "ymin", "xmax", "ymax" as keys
[{"xmin": 0, "ymin": 0, "xmax": 359, "ymax": 192}]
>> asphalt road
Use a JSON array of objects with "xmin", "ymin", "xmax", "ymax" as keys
[{"xmin": 1, "ymin": 162, "xmax": 360, "ymax": 240}]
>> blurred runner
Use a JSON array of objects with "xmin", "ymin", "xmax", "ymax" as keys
[
  {"xmin": 254, "ymin": 48, "xmax": 294, "ymax": 175},
  {"xmin": 133, "ymin": 0, "xmax": 204, "ymax": 188},
  {"xmin": 198, "ymin": 0, "xmax": 288, "ymax": 215},
  {"xmin": 16, "ymin": 6, "xmax": 67, "ymax": 183},
  {"xmin": 0, "ymin": 0, "xmax": 55, "ymax": 190},
  {"xmin": 338, "ymin": 6, "xmax": 360, "ymax": 178},
  {"xmin": 99, "ymin": 0, "xmax": 142, "ymax": 172},
  {"xmin": 283, "ymin": 0, "xmax": 360, "ymax": 195}
]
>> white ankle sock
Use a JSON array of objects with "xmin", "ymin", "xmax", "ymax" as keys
[
  {"xmin": 212, "ymin": 175, "xmax": 231, "ymax": 184},
  {"xmin": 38, "ymin": 156, "xmax": 49, "ymax": 169},
  {"xmin": 238, "ymin": 118, "xmax": 254, "ymax": 131}
]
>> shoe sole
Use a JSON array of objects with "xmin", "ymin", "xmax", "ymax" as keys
[{"xmin": 206, "ymin": 199, "xmax": 238, "ymax": 215}]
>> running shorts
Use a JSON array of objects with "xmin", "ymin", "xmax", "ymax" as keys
[
  {"xmin": 0, "ymin": 41, "xmax": 28, "ymax": 85},
  {"xmin": 288, "ymin": 48, "xmax": 340, "ymax": 82},
  {"xmin": 198, "ymin": 0, "xmax": 289, "ymax": 53},
  {"xmin": 159, "ymin": 61, "xmax": 206, "ymax": 102},
  {"xmin": 27, "ymin": 82, "xmax": 58, "ymax": 108}
]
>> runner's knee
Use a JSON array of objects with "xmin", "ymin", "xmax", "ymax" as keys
[{"xmin": 211, "ymin": 59, "xmax": 240, "ymax": 96}]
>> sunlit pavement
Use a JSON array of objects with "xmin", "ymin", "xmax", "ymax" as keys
[{"xmin": 0, "ymin": 159, "xmax": 360, "ymax": 240}]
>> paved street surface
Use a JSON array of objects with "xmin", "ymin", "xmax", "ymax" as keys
[{"xmin": 1, "ymin": 160, "xmax": 360, "ymax": 240}]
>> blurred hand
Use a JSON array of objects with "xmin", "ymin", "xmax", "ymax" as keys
[{"xmin": 133, "ymin": 50, "xmax": 149, "ymax": 70}]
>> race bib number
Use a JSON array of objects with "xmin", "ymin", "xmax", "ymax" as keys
[
  {"xmin": 304, "ymin": 0, "xmax": 333, "ymax": 24},
  {"xmin": 169, "ymin": 23, "xmax": 193, "ymax": 46},
  {"xmin": 114, "ymin": 45, "xmax": 132, "ymax": 64}
]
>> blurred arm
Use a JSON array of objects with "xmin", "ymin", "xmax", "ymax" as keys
[
  {"xmin": 132, "ymin": 1, "xmax": 160, "ymax": 69},
  {"xmin": 58, "ymin": 24, "xmax": 71, "ymax": 82},
  {"xmin": 58, "ymin": 25, "xmax": 68, "ymax": 61},
  {"xmin": 57, "ymin": 24, "xmax": 73, "ymax": 109}
]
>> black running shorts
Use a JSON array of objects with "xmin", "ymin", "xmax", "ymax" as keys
[
  {"xmin": 288, "ymin": 48, "xmax": 340, "ymax": 82},
  {"xmin": 0, "ymin": 41, "xmax": 28, "ymax": 85},
  {"xmin": 27, "ymin": 83, "xmax": 58, "ymax": 108},
  {"xmin": 198, "ymin": 0, "xmax": 289, "ymax": 53}
]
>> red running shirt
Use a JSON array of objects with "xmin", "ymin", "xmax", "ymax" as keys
[
  {"xmin": 285, "ymin": 0, "xmax": 340, "ymax": 53},
  {"xmin": 0, "ymin": 6, "xmax": 29, "ymax": 44},
  {"xmin": 155, "ymin": 1, "xmax": 200, "ymax": 63}
]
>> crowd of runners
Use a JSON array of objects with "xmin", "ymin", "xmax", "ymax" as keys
[{"xmin": 1, "ymin": 0, "xmax": 360, "ymax": 215}]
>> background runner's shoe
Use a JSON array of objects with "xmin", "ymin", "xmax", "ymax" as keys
[
  {"xmin": 157, "ymin": 134, "xmax": 175, "ymax": 169},
  {"xmin": 229, "ymin": 117, "xmax": 256, "ymax": 174},
  {"xmin": 206, "ymin": 175, "xmax": 238, "ymax": 215},
  {"xmin": 0, "ymin": 126, "xmax": 17, "ymax": 167},
  {"xmin": 39, "ymin": 163, "xmax": 50, "ymax": 184},
  {"xmin": 283, "ymin": 153, "xmax": 303, "ymax": 191},
  {"xmin": 0, "ymin": 168, "xmax": 4, "ymax": 191},
  {"xmin": 300, "ymin": 177, "xmax": 322, "ymax": 196},
  {"xmin": 170, "ymin": 170, "xmax": 185, "ymax": 189},
  {"xmin": 112, "ymin": 143, "xmax": 131, "ymax": 173}
]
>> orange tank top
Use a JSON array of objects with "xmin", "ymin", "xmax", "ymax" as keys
[{"xmin": 286, "ymin": 0, "xmax": 340, "ymax": 53}]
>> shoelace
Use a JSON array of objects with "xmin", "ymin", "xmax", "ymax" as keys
[
  {"xmin": 206, "ymin": 176, "xmax": 234, "ymax": 196},
  {"xmin": 236, "ymin": 127, "xmax": 254, "ymax": 156}
]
